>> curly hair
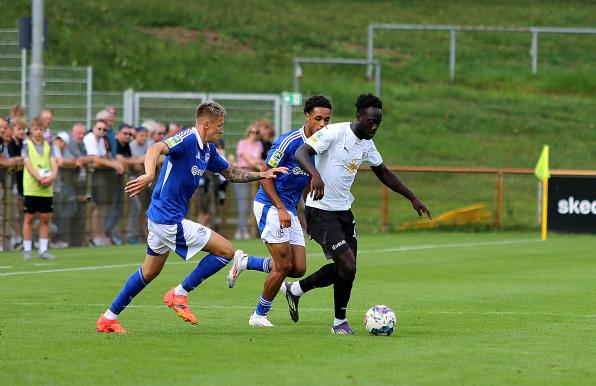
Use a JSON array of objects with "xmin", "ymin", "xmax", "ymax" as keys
[
  {"xmin": 303, "ymin": 95, "xmax": 332, "ymax": 115},
  {"xmin": 355, "ymin": 93, "xmax": 382, "ymax": 112}
]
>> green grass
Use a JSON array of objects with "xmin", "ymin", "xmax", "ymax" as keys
[{"xmin": 1, "ymin": 232, "xmax": 595, "ymax": 385}]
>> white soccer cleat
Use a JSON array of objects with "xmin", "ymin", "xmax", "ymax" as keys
[
  {"xmin": 249, "ymin": 313, "xmax": 274, "ymax": 327},
  {"xmin": 227, "ymin": 249, "xmax": 248, "ymax": 288}
]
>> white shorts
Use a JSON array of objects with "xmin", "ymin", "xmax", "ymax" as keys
[
  {"xmin": 147, "ymin": 219, "xmax": 212, "ymax": 261},
  {"xmin": 253, "ymin": 201, "xmax": 305, "ymax": 246}
]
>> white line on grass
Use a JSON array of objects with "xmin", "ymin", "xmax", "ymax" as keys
[
  {"xmin": 0, "ymin": 238, "xmax": 539, "ymax": 277},
  {"xmin": 0, "ymin": 301, "xmax": 593, "ymax": 318},
  {"xmin": 0, "ymin": 266, "xmax": 13, "ymax": 269}
]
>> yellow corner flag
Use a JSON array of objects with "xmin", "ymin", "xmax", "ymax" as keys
[
  {"xmin": 534, "ymin": 145, "xmax": 550, "ymax": 180},
  {"xmin": 534, "ymin": 145, "xmax": 550, "ymax": 241}
]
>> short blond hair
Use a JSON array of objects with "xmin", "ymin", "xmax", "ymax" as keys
[{"xmin": 195, "ymin": 101, "xmax": 226, "ymax": 120}]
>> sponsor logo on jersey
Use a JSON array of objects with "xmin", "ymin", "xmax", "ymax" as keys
[
  {"xmin": 165, "ymin": 135, "xmax": 183, "ymax": 148},
  {"xmin": 309, "ymin": 130, "xmax": 324, "ymax": 143},
  {"xmin": 269, "ymin": 149, "xmax": 284, "ymax": 167},
  {"xmin": 331, "ymin": 240, "xmax": 346, "ymax": 250},
  {"xmin": 292, "ymin": 167, "xmax": 309, "ymax": 176},
  {"xmin": 557, "ymin": 196, "xmax": 596, "ymax": 215},
  {"xmin": 347, "ymin": 160, "xmax": 359, "ymax": 174},
  {"xmin": 191, "ymin": 166, "xmax": 204, "ymax": 176}
]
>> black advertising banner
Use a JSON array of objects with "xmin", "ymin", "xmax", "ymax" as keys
[{"xmin": 548, "ymin": 176, "xmax": 596, "ymax": 234}]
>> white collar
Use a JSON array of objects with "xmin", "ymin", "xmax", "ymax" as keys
[
  {"xmin": 192, "ymin": 127, "xmax": 204, "ymax": 150},
  {"xmin": 300, "ymin": 126, "xmax": 308, "ymax": 142}
]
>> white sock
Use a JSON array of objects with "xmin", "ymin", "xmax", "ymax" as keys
[
  {"xmin": 333, "ymin": 318, "xmax": 348, "ymax": 327},
  {"xmin": 104, "ymin": 309, "xmax": 118, "ymax": 320},
  {"xmin": 174, "ymin": 284, "xmax": 189, "ymax": 296},
  {"xmin": 23, "ymin": 240, "xmax": 32, "ymax": 252},
  {"xmin": 39, "ymin": 239, "xmax": 49, "ymax": 253},
  {"xmin": 290, "ymin": 282, "xmax": 304, "ymax": 296}
]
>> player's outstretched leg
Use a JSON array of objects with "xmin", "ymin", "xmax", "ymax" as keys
[
  {"xmin": 97, "ymin": 252, "xmax": 168, "ymax": 333},
  {"xmin": 281, "ymin": 262, "xmax": 337, "ymax": 322},
  {"xmin": 166, "ymin": 231, "xmax": 234, "ymax": 324},
  {"xmin": 227, "ymin": 253, "xmax": 272, "ymax": 288}
]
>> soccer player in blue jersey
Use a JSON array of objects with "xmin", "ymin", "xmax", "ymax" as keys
[
  {"xmin": 226, "ymin": 96, "xmax": 332, "ymax": 326},
  {"xmin": 96, "ymin": 101, "xmax": 287, "ymax": 333}
]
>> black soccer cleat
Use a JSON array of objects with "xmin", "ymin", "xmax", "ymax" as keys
[{"xmin": 281, "ymin": 282, "xmax": 300, "ymax": 323}]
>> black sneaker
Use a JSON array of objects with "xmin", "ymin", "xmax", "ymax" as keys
[{"xmin": 280, "ymin": 282, "xmax": 300, "ymax": 323}]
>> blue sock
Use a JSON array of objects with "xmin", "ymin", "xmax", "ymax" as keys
[
  {"xmin": 108, "ymin": 267, "xmax": 148, "ymax": 315},
  {"xmin": 255, "ymin": 295, "xmax": 274, "ymax": 316},
  {"xmin": 181, "ymin": 254, "xmax": 229, "ymax": 292},
  {"xmin": 247, "ymin": 256, "xmax": 271, "ymax": 273}
]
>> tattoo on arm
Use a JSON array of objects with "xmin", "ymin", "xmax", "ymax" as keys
[{"xmin": 221, "ymin": 166, "xmax": 263, "ymax": 183}]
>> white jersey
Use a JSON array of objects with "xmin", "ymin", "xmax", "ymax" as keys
[{"xmin": 305, "ymin": 122, "xmax": 383, "ymax": 211}]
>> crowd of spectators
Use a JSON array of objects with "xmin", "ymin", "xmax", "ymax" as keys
[{"xmin": 0, "ymin": 103, "xmax": 275, "ymax": 255}]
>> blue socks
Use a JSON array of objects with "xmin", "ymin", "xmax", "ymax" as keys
[
  {"xmin": 255, "ymin": 295, "xmax": 274, "ymax": 316},
  {"xmin": 181, "ymin": 254, "xmax": 230, "ymax": 292},
  {"xmin": 109, "ymin": 267, "xmax": 148, "ymax": 315},
  {"xmin": 247, "ymin": 256, "xmax": 271, "ymax": 273}
]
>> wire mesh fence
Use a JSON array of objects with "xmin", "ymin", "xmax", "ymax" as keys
[
  {"xmin": 0, "ymin": 29, "xmax": 24, "ymax": 114},
  {"xmin": 1, "ymin": 164, "xmax": 544, "ymax": 251}
]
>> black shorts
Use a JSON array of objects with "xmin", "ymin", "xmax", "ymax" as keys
[
  {"xmin": 305, "ymin": 206, "xmax": 357, "ymax": 259},
  {"xmin": 23, "ymin": 195, "xmax": 53, "ymax": 214}
]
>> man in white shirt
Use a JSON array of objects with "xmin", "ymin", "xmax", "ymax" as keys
[
  {"xmin": 83, "ymin": 119, "xmax": 124, "ymax": 246},
  {"xmin": 283, "ymin": 93, "xmax": 432, "ymax": 334}
]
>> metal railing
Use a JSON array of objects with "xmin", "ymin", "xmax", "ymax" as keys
[{"xmin": 366, "ymin": 24, "xmax": 596, "ymax": 81}]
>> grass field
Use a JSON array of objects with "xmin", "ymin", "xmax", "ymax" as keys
[{"xmin": 1, "ymin": 231, "xmax": 595, "ymax": 385}]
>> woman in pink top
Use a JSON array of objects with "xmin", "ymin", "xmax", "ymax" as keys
[{"xmin": 234, "ymin": 125, "xmax": 263, "ymax": 239}]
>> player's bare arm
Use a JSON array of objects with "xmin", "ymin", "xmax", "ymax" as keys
[
  {"xmin": 295, "ymin": 143, "xmax": 324, "ymax": 200},
  {"xmin": 260, "ymin": 163, "xmax": 292, "ymax": 228},
  {"xmin": 125, "ymin": 141, "xmax": 168, "ymax": 197},
  {"xmin": 370, "ymin": 163, "xmax": 432, "ymax": 219},
  {"xmin": 220, "ymin": 165, "xmax": 288, "ymax": 183}
]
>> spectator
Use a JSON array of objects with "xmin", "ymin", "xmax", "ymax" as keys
[
  {"xmin": 96, "ymin": 109, "xmax": 117, "ymax": 158},
  {"xmin": 6, "ymin": 119, "xmax": 27, "ymax": 250},
  {"xmin": 40, "ymin": 109, "xmax": 53, "ymax": 142},
  {"xmin": 0, "ymin": 118, "xmax": 17, "ymax": 251},
  {"xmin": 104, "ymin": 123, "xmax": 136, "ymax": 244},
  {"xmin": 142, "ymin": 119, "xmax": 162, "ymax": 146},
  {"xmin": 21, "ymin": 117, "xmax": 58, "ymax": 260},
  {"xmin": 167, "ymin": 122, "xmax": 181, "ymax": 138},
  {"xmin": 84, "ymin": 119, "xmax": 124, "ymax": 246},
  {"xmin": 126, "ymin": 126, "xmax": 149, "ymax": 244},
  {"xmin": 256, "ymin": 119, "xmax": 274, "ymax": 160},
  {"xmin": 67, "ymin": 123, "xmax": 93, "ymax": 246},
  {"xmin": 7, "ymin": 104, "xmax": 25, "ymax": 124},
  {"xmin": 234, "ymin": 124, "xmax": 263, "ymax": 239},
  {"xmin": 51, "ymin": 131, "xmax": 76, "ymax": 248}
]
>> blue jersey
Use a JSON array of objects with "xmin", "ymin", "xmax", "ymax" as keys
[
  {"xmin": 146, "ymin": 128, "xmax": 228, "ymax": 224},
  {"xmin": 254, "ymin": 127, "xmax": 314, "ymax": 215}
]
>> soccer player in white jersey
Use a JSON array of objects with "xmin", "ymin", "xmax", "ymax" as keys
[
  {"xmin": 96, "ymin": 101, "xmax": 287, "ymax": 333},
  {"xmin": 226, "ymin": 96, "xmax": 332, "ymax": 327},
  {"xmin": 284, "ymin": 94, "xmax": 432, "ymax": 334}
]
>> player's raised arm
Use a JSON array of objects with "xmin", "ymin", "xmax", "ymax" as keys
[
  {"xmin": 125, "ymin": 141, "xmax": 168, "ymax": 197},
  {"xmin": 220, "ymin": 164, "xmax": 288, "ymax": 183},
  {"xmin": 295, "ymin": 143, "xmax": 324, "ymax": 200},
  {"xmin": 370, "ymin": 163, "xmax": 432, "ymax": 219}
]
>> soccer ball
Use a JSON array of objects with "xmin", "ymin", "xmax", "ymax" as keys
[{"xmin": 364, "ymin": 305, "xmax": 397, "ymax": 336}]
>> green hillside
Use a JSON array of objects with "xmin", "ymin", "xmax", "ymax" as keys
[{"xmin": 4, "ymin": 0, "xmax": 596, "ymax": 169}]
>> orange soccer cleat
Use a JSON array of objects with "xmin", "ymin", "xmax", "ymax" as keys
[
  {"xmin": 96, "ymin": 315, "xmax": 126, "ymax": 333},
  {"xmin": 163, "ymin": 288, "xmax": 198, "ymax": 325}
]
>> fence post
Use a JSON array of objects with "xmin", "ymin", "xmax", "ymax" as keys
[
  {"xmin": 381, "ymin": 185, "xmax": 389, "ymax": 232},
  {"xmin": 531, "ymin": 30, "xmax": 539, "ymax": 75},
  {"xmin": 374, "ymin": 62, "xmax": 381, "ymax": 97},
  {"xmin": 122, "ymin": 88, "xmax": 135, "ymax": 125},
  {"xmin": 494, "ymin": 171, "xmax": 504, "ymax": 227},
  {"xmin": 449, "ymin": 29, "xmax": 457, "ymax": 82},
  {"xmin": 367, "ymin": 24, "xmax": 375, "ymax": 80},
  {"xmin": 86, "ymin": 66, "xmax": 92, "ymax": 130},
  {"xmin": 21, "ymin": 48, "xmax": 27, "ymax": 107}
]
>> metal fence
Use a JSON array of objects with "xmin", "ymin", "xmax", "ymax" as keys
[
  {"xmin": 0, "ymin": 29, "xmax": 26, "ymax": 113},
  {"xmin": 366, "ymin": 24, "xmax": 596, "ymax": 81}
]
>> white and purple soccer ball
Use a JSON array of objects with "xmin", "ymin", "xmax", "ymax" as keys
[{"xmin": 364, "ymin": 305, "xmax": 397, "ymax": 336}]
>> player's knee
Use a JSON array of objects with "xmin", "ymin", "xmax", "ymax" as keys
[
  {"xmin": 337, "ymin": 261, "xmax": 356, "ymax": 280},
  {"xmin": 220, "ymin": 244, "xmax": 235, "ymax": 259},
  {"xmin": 288, "ymin": 265, "xmax": 306, "ymax": 278},
  {"xmin": 275, "ymin": 259, "xmax": 293, "ymax": 276},
  {"xmin": 39, "ymin": 214, "xmax": 50, "ymax": 224},
  {"xmin": 142, "ymin": 267, "xmax": 161, "ymax": 282},
  {"xmin": 23, "ymin": 214, "xmax": 34, "ymax": 224}
]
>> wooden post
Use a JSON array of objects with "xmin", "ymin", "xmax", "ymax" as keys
[
  {"xmin": 494, "ymin": 171, "xmax": 504, "ymax": 227},
  {"xmin": 381, "ymin": 185, "xmax": 389, "ymax": 232}
]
